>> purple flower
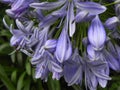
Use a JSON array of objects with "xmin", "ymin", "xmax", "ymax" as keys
[
  {"xmin": 84, "ymin": 59, "xmax": 111, "ymax": 90},
  {"xmin": 102, "ymin": 49, "xmax": 120, "ymax": 71},
  {"xmin": 55, "ymin": 27, "xmax": 72, "ymax": 63},
  {"xmin": 88, "ymin": 16, "xmax": 106, "ymax": 50},
  {"xmin": 32, "ymin": 51, "xmax": 63, "ymax": 81},
  {"xmin": 67, "ymin": 1, "xmax": 76, "ymax": 37},
  {"xmin": 87, "ymin": 45, "xmax": 101, "ymax": 61},
  {"xmin": 5, "ymin": 0, "xmax": 34, "ymax": 18},
  {"xmin": 63, "ymin": 49, "xmax": 83, "ymax": 86},
  {"xmin": 104, "ymin": 16, "xmax": 119, "ymax": 30},
  {"xmin": 75, "ymin": 1, "xmax": 106, "ymax": 15},
  {"xmin": 1, "ymin": 0, "xmax": 14, "ymax": 3},
  {"xmin": 30, "ymin": 0, "xmax": 66, "ymax": 10}
]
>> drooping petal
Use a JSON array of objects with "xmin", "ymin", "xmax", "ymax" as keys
[
  {"xmin": 44, "ymin": 39, "xmax": 57, "ymax": 49},
  {"xmin": 11, "ymin": 0, "xmax": 25, "ymax": 11},
  {"xmin": 30, "ymin": 0, "xmax": 66, "ymax": 10},
  {"xmin": 88, "ymin": 16, "xmax": 106, "ymax": 50},
  {"xmin": 63, "ymin": 61, "xmax": 82, "ymax": 86},
  {"xmin": 39, "ymin": 15, "xmax": 58, "ymax": 28},
  {"xmin": 103, "ymin": 49, "xmax": 120, "ymax": 71},
  {"xmin": 75, "ymin": 1, "xmax": 106, "ymax": 15},
  {"xmin": 68, "ymin": 1, "xmax": 76, "ymax": 37},
  {"xmin": 51, "ymin": 3, "xmax": 67, "ymax": 17},
  {"xmin": 74, "ymin": 10, "xmax": 89, "ymax": 22},
  {"xmin": 87, "ymin": 45, "xmax": 100, "ymax": 61},
  {"xmin": 104, "ymin": 16, "xmax": 119, "ymax": 30},
  {"xmin": 55, "ymin": 29, "xmax": 67, "ymax": 63},
  {"xmin": 10, "ymin": 35, "xmax": 24, "ymax": 46},
  {"xmin": 64, "ymin": 35, "xmax": 72, "ymax": 60}
]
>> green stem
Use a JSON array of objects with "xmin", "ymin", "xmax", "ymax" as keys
[{"xmin": 104, "ymin": 1, "xmax": 119, "ymax": 7}]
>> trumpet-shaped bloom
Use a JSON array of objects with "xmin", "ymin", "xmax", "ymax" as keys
[
  {"xmin": 5, "ymin": 0, "xmax": 34, "ymax": 18},
  {"xmin": 84, "ymin": 59, "xmax": 111, "ymax": 90},
  {"xmin": 87, "ymin": 45, "xmax": 100, "ymax": 61},
  {"xmin": 75, "ymin": 1, "xmax": 106, "ymax": 15},
  {"xmin": 63, "ymin": 49, "xmax": 83, "ymax": 86},
  {"xmin": 55, "ymin": 28, "xmax": 72, "ymax": 63},
  {"xmin": 105, "ymin": 16, "xmax": 119, "ymax": 30},
  {"xmin": 88, "ymin": 16, "xmax": 106, "ymax": 50},
  {"xmin": 103, "ymin": 48, "xmax": 120, "ymax": 71}
]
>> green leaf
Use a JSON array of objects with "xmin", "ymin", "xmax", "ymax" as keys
[
  {"xmin": 47, "ymin": 75, "xmax": 61, "ymax": 90},
  {"xmin": 17, "ymin": 52, "xmax": 23, "ymax": 65},
  {"xmin": 11, "ymin": 53, "xmax": 16, "ymax": 63},
  {"xmin": 0, "ymin": 64, "xmax": 16, "ymax": 90},
  {"xmin": 25, "ymin": 61, "xmax": 31, "ymax": 75},
  {"xmin": 23, "ymin": 78, "xmax": 31, "ymax": 90},
  {"xmin": 11, "ymin": 70, "xmax": 17, "ymax": 84},
  {"xmin": 17, "ymin": 72, "xmax": 26, "ymax": 90},
  {"xmin": 0, "ymin": 43, "xmax": 9, "ymax": 52}
]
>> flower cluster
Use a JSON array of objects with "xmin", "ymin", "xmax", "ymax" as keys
[{"xmin": 1, "ymin": 0, "xmax": 120, "ymax": 90}]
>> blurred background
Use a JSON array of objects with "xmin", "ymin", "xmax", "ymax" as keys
[{"xmin": 0, "ymin": 1, "xmax": 120, "ymax": 90}]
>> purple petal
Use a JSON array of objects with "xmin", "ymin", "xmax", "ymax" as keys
[
  {"xmin": 103, "ymin": 49, "xmax": 120, "ymax": 71},
  {"xmin": 55, "ymin": 29, "xmax": 67, "ymax": 63},
  {"xmin": 51, "ymin": 4, "xmax": 67, "ymax": 17},
  {"xmin": 87, "ymin": 45, "xmax": 100, "ymax": 61},
  {"xmin": 30, "ymin": 0, "xmax": 66, "ymax": 10},
  {"xmin": 88, "ymin": 16, "xmax": 106, "ymax": 50},
  {"xmin": 104, "ymin": 16, "xmax": 119, "ymax": 30},
  {"xmin": 74, "ymin": 10, "xmax": 89, "ymax": 22},
  {"xmin": 68, "ymin": 2, "xmax": 76, "ymax": 37},
  {"xmin": 51, "ymin": 61, "xmax": 63, "ymax": 73},
  {"xmin": 75, "ymin": 1, "xmax": 106, "ymax": 15},
  {"xmin": 11, "ymin": 0, "xmax": 25, "ymax": 11},
  {"xmin": 39, "ymin": 15, "xmax": 58, "ymax": 28},
  {"xmin": 6, "ymin": 9, "xmax": 15, "ymax": 18},
  {"xmin": 63, "ymin": 61, "xmax": 82, "ymax": 85},
  {"xmin": 44, "ymin": 39, "xmax": 57, "ymax": 49}
]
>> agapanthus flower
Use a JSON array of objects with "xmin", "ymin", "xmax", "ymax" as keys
[
  {"xmin": 55, "ymin": 27, "xmax": 72, "ymax": 63},
  {"xmin": 87, "ymin": 45, "xmax": 101, "ymax": 61},
  {"xmin": 104, "ymin": 16, "xmax": 119, "ymax": 30},
  {"xmin": 1, "ymin": 0, "xmax": 14, "ymax": 3},
  {"xmin": 102, "ymin": 49, "xmax": 120, "ymax": 71},
  {"xmin": 2, "ymin": 0, "xmax": 120, "ymax": 90},
  {"xmin": 63, "ymin": 49, "xmax": 83, "ymax": 86},
  {"xmin": 88, "ymin": 15, "xmax": 106, "ymax": 50},
  {"xmin": 4, "ymin": 0, "xmax": 34, "ymax": 18},
  {"xmin": 84, "ymin": 59, "xmax": 111, "ymax": 90}
]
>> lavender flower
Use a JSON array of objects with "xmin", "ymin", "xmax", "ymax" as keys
[
  {"xmin": 55, "ymin": 27, "xmax": 72, "ymax": 63},
  {"xmin": 104, "ymin": 16, "xmax": 119, "ymax": 30},
  {"xmin": 5, "ymin": 0, "xmax": 34, "ymax": 18},
  {"xmin": 63, "ymin": 49, "xmax": 83, "ymax": 86},
  {"xmin": 88, "ymin": 16, "xmax": 106, "ymax": 50},
  {"xmin": 84, "ymin": 59, "xmax": 111, "ymax": 90},
  {"xmin": 87, "ymin": 45, "xmax": 101, "ymax": 61},
  {"xmin": 2, "ymin": 0, "xmax": 120, "ymax": 89}
]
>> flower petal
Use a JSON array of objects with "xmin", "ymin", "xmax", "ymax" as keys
[
  {"xmin": 88, "ymin": 16, "xmax": 106, "ymax": 50},
  {"xmin": 30, "ymin": 0, "xmax": 66, "ymax": 10},
  {"xmin": 75, "ymin": 1, "xmax": 106, "ymax": 15}
]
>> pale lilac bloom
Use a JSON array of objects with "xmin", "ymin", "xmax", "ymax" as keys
[
  {"xmin": 102, "ymin": 49, "xmax": 120, "ymax": 71},
  {"xmin": 75, "ymin": 1, "xmax": 106, "ymax": 15},
  {"xmin": 1, "ymin": 0, "xmax": 14, "ymax": 3},
  {"xmin": 87, "ymin": 45, "xmax": 101, "ymax": 61},
  {"xmin": 88, "ymin": 16, "xmax": 106, "ymax": 50},
  {"xmin": 74, "ymin": 1, "xmax": 106, "ymax": 22},
  {"xmin": 63, "ymin": 49, "xmax": 83, "ymax": 86},
  {"xmin": 84, "ymin": 59, "xmax": 111, "ymax": 90},
  {"xmin": 104, "ymin": 16, "xmax": 119, "ymax": 30},
  {"xmin": 33, "ymin": 51, "xmax": 63, "ymax": 81},
  {"xmin": 55, "ymin": 27, "xmax": 72, "ymax": 63},
  {"xmin": 5, "ymin": 0, "xmax": 34, "ymax": 18}
]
